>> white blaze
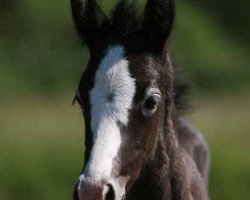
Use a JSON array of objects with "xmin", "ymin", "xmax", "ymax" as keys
[{"xmin": 84, "ymin": 45, "xmax": 136, "ymax": 182}]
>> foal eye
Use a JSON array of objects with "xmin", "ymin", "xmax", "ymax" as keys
[
  {"xmin": 142, "ymin": 91, "xmax": 161, "ymax": 116},
  {"xmin": 144, "ymin": 97, "xmax": 158, "ymax": 110}
]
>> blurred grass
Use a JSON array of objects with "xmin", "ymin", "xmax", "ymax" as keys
[
  {"xmin": 188, "ymin": 94, "xmax": 250, "ymax": 200},
  {"xmin": 0, "ymin": 94, "xmax": 249, "ymax": 200},
  {"xmin": 0, "ymin": 94, "xmax": 84, "ymax": 200}
]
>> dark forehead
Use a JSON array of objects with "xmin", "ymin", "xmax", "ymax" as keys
[{"xmin": 127, "ymin": 53, "xmax": 162, "ymax": 88}]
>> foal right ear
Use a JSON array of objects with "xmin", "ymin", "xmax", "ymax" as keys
[
  {"xmin": 71, "ymin": 0, "xmax": 110, "ymax": 48},
  {"xmin": 143, "ymin": 0, "xmax": 175, "ymax": 51}
]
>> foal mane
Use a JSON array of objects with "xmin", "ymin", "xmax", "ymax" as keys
[{"xmin": 110, "ymin": 0, "xmax": 142, "ymax": 36}]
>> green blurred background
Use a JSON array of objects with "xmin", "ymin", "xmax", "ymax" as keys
[{"xmin": 0, "ymin": 0, "xmax": 249, "ymax": 199}]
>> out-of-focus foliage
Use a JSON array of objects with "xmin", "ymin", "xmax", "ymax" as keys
[
  {"xmin": 174, "ymin": 0, "xmax": 250, "ymax": 92},
  {"xmin": 0, "ymin": 0, "xmax": 250, "ymax": 97},
  {"xmin": 0, "ymin": 0, "xmax": 249, "ymax": 200},
  {"xmin": 0, "ymin": 0, "xmax": 86, "ymax": 97},
  {"xmin": 187, "ymin": 0, "xmax": 250, "ymax": 43}
]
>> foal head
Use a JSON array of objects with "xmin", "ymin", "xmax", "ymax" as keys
[{"xmin": 72, "ymin": 0, "xmax": 175, "ymax": 199}]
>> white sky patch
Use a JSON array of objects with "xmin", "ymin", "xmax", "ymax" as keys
[{"xmin": 84, "ymin": 45, "xmax": 136, "ymax": 182}]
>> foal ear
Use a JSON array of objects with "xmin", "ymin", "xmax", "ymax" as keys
[
  {"xmin": 71, "ymin": 0, "xmax": 110, "ymax": 48},
  {"xmin": 143, "ymin": 0, "xmax": 175, "ymax": 51}
]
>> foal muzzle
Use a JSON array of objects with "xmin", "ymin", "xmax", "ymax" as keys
[{"xmin": 77, "ymin": 175, "xmax": 126, "ymax": 200}]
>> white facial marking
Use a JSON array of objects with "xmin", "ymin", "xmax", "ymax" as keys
[{"xmin": 84, "ymin": 45, "xmax": 136, "ymax": 183}]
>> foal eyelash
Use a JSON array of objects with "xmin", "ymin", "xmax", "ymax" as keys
[
  {"xmin": 72, "ymin": 95, "xmax": 84, "ymax": 108},
  {"xmin": 72, "ymin": 95, "xmax": 77, "ymax": 106}
]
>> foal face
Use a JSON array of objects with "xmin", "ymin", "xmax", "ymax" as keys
[
  {"xmin": 76, "ymin": 43, "xmax": 165, "ymax": 199},
  {"xmin": 71, "ymin": 0, "xmax": 175, "ymax": 199}
]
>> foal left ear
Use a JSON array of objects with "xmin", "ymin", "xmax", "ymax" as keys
[
  {"xmin": 71, "ymin": 0, "xmax": 110, "ymax": 49},
  {"xmin": 143, "ymin": 0, "xmax": 175, "ymax": 51}
]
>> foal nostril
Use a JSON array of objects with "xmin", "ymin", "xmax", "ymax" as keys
[{"xmin": 105, "ymin": 184, "xmax": 115, "ymax": 200}]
